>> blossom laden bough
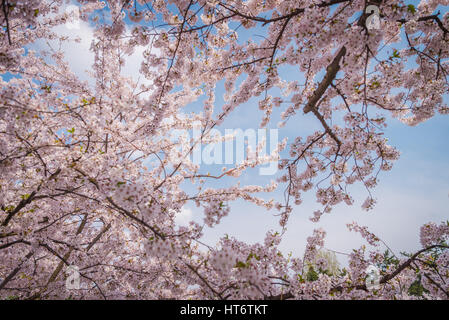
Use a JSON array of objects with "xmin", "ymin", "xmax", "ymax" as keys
[{"xmin": 0, "ymin": 0, "xmax": 448, "ymax": 300}]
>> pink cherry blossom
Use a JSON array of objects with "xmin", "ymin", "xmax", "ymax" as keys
[{"xmin": 0, "ymin": 0, "xmax": 448, "ymax": 300}]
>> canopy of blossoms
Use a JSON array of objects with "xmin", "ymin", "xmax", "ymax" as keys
[{"xmin": 0, "ymin": 0, "xmax": 448, "ymax": 299}]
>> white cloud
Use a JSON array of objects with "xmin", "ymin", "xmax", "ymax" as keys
[
  {"xmin": 32, "ymin": 5, "xmax": 155, "ymax": 90},
  {"xmin": 175, "ymin": 207, "xmax": 193, "ymax": 226}
]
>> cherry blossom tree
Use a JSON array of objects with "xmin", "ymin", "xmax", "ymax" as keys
[{"xmin": 1, "ymin": 0, "xmax": 448, "ymax": 299}]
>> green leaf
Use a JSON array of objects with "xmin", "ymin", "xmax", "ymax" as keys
[
  {"xmin": 408, "ymin": 276, "xmax": 428, "ymax": 296},
  {"xmin": 306, "ymin": 266, "xmax": 319, "ymax": 281},
  {"xmin": 3, "ymin": 205, "xmax": 15, "ymax": 213},
  {"xmin": 370, "ymin": 80, "xmax": 380, "ymax": 89},
  {"xmin": 391, "ymin": 49, "xmax": 400, "ymax": 59},
  {"xmin": 40, "ymin": 85, "xmax": 51, "ymax": 93},
  {"xmin": 246, "ymin": 252, "xmax": 260, "ymax": 261},
  {"xmin": 407, "ymin": 4, "xmax": 416, "ymax": 14},
  {"xmin": 21, "ymin": 194, "xmax": 31, "ymax": 200}
]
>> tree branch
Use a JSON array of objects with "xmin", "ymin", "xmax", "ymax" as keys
[{"xmin": 303, "ymin": 46, "xmax": 346, "ymax": 114}]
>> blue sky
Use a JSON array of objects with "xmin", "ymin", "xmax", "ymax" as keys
[{"xmin": 16, "ymin": 1, "xmax": 449, "ymax": 266}]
